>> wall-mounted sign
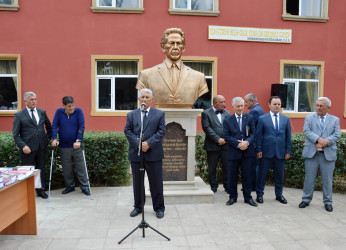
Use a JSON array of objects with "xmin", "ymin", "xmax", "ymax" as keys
[{"xmin": 208, "ymin": 25, "xmax": 292, "ymax": 44}]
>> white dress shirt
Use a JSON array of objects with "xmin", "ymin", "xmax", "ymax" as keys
[
  {"xmin": 26, "ymin": 106, "xmax": 39, "ymax": 124},
  {"xmin": 270, "ymin": 111, "xmax": 279, "ymax": 129}
]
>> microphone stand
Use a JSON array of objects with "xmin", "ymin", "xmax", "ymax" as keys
[{"xmin": 118, "ymin": 107, "xmax": 170, "ymax": 244}]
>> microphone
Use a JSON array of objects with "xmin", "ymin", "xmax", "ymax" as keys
[{"xmin": 140, "ymin": 102, "xmax": 146, "ymax": 111}]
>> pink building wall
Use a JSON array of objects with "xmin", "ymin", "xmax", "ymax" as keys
[{"xmin": 0, "ymin": 0, "xmax": 345, "ymax": 132}]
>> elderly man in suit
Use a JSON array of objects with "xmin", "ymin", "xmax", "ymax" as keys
[
  {"xmin": 201, "ymin": 95, "xmax": 230, "ymax": 193},
  {"xmin": 256, "ymin": 96, "xmax": 291, "ymax": 204},
  {"xmin": 299, "ymin": 97, "xmax": 341, "ymax": 212},
  {"xmin": 244, "ymin": 93, "xmax": 265, "ymax": 191},
  {"xmin": 124, "ymin": 88, "xmax": 166, "ymax": 219},
  {"xmin": 136, "ymin": 28, "xmax": 208, "ymax": 108},
  {"xmin": 224, "ymin": 97, "xmax": 257, "ymax": 207},
  {"xmin": 13, "ymin": 91, "xmax": 52, "ymax": 199}
]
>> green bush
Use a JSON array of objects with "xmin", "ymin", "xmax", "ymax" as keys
[
  {"xmin": 195, "ymin": 132, "xmax": 346, "ymax": 193},
  {"xmin": 0, "ymin": 131, "xmax": 130, "ymax": 190},
  {"xmin": 2, "ymin": 130, "xmax": 345, "ymax": 192}
]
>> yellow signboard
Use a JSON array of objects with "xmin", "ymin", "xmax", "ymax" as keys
[{"xmin": 209, "ymin": 25, "xmax": 292, "ymax": 43}]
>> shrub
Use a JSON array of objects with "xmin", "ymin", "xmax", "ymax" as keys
[
  {"xmin": 195, "ymin": 132, "xmax": 346, "ymax": 193},
  {"xmin": 0, "ymin": 131, "xmax": 130, "ymax": 189}
]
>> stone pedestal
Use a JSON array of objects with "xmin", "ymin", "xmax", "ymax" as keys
[{"xmin": 145, "ymin": 108, "xmax": 213, "ymax": 204}]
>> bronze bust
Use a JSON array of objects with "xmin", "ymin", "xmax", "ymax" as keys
[{"xmin": 136, "ymin": 28, "xmax": 209, "ymax": 108}]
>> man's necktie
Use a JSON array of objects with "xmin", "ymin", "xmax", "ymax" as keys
[
  {"xmin": 30, "ymin": 109, "xmax": 38, "ymax": 125},
  {"xmin": 172, "ymin": 64, "xmax": 178, "ymax": 90},
  {"xmin": 320, "ymin": 116, "xmax": 325, "ymax": 135},
  {"xmin": 237, "ymin": 116, "xmax": 242, "ymax": 132},
  {"xmin": 143, "ymin": 110, "xmax": 148, "ymax": 125},
  {"xmin": 274, "ymin": 114, "xmax": 278, "ymax": 133},
  {"xmin": 215, "ymin": 110, "xmax": 223, "ymax": 115}
]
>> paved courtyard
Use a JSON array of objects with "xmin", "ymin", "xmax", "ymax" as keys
[{"xmin": 1, "ymin": 184, "xmax": 346, "ymax": 249}]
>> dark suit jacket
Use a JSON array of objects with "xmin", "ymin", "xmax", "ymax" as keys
[
  {"xmin": 124, "ymin": 107, "xmax": 165, "ymax": 162},
  {"xmin": 13, "ymin": 107, "xmax": 52, "ymax": 152},
  {"xmin": 201, "ymin": 107, "xmax": 230, "ymax": 151},
  {"xmin": 249, "ymin": 103, "xmax": 265, "ymax": 127},
  {"xmin": 256, "ymin": 113, "xmax": 291, "ymax": 159},
  {"xmin": 223, "ymin": 113, "xmax": 256, "ymax": 160}
]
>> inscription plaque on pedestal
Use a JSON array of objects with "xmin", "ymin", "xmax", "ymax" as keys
[{"xmin": 162, "ymin": 122, "xmax": 187, "ymax": 181}]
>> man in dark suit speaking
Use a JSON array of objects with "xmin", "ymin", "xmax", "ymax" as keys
[
  {"xmin": 13, "ymin": 91, "xmax": 52, "ymax": 199},
  {"xmin": 124, "ymin": 88, "xmax": 166, "ymax": 219},
  {"xmin": 201, "ymin": 95, "xmax": 230, "ymax": 193}
]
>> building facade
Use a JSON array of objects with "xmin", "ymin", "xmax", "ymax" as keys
[{"xmin": 0, "ymin": 0, "xmax": 345, "ymax": 132}]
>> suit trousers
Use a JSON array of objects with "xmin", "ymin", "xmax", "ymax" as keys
[
  {"xmin": 251, "ymin": 159, "xmax": 260, "ymax": 191},
  {"xmin": 59, "ymin": 147, "xmax": 88, "ymax": 189},
  {"xmin": 207, "ymin": 148, "xmax": 228, "ymax": 190},
  {"xmin": 256, "ymin": 156, "xmax": 285, "ymax": 197},
  {"xmin": 302, "ymin": 152, "xmax": 335, "ymax": 205},
  {"xmin": 21, "ymin": 147, "xmax": 47, "ymax": 190},
  {"xmin": 131, "ymin": 160, "xmax": 165, "ymax": 212},
  {"xmin": 228, "ymin": 156, "xmax": 256, "ymax": 200}
]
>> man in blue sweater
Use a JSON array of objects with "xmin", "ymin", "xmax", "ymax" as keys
[{"xmin": 51, "ymin": 96, "xmax": 90, "ymax": 195}]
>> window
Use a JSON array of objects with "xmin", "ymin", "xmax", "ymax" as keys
[
  {"xmin": 182, "ymin": 56, "xmax": 217, "ymax": 110},
  {"xmin": 282, "ymin": 0, "xmax": 329, "ymax": 22},
  {"xmin": 169, "ymin": 0, "xmax": 219, "ymax": 16},
  {"xmin": 0, "ymin": 55, "xmax": 21, "ymax": 116},
  {"xmin": 0, "ymin": 0, "xmax": 19, "ymax": 11},
  {"xmin": 91, "ymin": 0, "xmax": 144, "ymax": 13},
  {"xmin": 280, "ymin": 60, "xmax": 324, "ymax": 118},
  {"xmin": 91, "ymin": 55, "xmax": 142, "ymax": 116}
]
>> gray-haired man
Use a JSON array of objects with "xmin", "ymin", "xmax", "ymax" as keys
[
  {"xmin": 13, "ymin": 91, "xmax": 52, "ymax": 199},
  {"xmin": 299, "ymin": 97, "xmax": 341, "ymax": 212}
]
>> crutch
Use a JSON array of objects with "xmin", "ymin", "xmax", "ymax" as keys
[
  {"xmin": 82, "ymin": 149, "xmax": 93, "ymax": 200},
  {"xmin": 48, "ymin": 149, "xmax": 54, "ymax": 202}
]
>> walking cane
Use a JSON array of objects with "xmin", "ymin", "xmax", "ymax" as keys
[
  {"xmin": 48, "ymin": 149, "xmax": 54, "ymax": 202},
  {"xmin": 82, "ymin": 149, "xmax": 93, "ymax": 200}
]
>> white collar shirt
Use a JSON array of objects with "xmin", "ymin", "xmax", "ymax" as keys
[
  {"xmin": 270, "ymin": 111, "xmax": 279, "ymax": 129},
  {"xmin": 26, "ymin": 106, "xmax": 39, "ymax": 124}
]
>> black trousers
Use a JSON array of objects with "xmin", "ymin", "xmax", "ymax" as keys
[
  {"xmin": 227, "ymin": 156, "xmax": 256, "ymax": 201},
  {"xmin": 207, "ymin": 148, "xmax": 228, "ymax": 190},
  {"xmin": 131, "ymin": 160, "xmax": 165, "ymax": 212},
  {"xmin": 21, "ymin": 147, "xmax": 47, "ymax": 191}
]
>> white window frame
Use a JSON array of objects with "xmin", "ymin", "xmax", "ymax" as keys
[
  {"xmin": 91, "ymin": 55, "xmax": 143, "ymax": 116},
  {"xmin": 282, "ymin": 0, "xmax": 329, "ymax": 22},
  {"xmin": 280, "ymin": 60, "xmax": 325, "ymax": 118},
  {"xmin": 282, "ymin": 78, "xmax": 319, "ymax": 113},
  {"xmin": 91, "ymin": 0, "xmax": 144, "ymax": 14},
  {"xmin": 0, "ymin": 0, "xmax": 19, "ymax": 11},
  {"xmin": 173, "ymin": 0, "xmax": 214, "ymax": 11},
  {"xmin": 0, "ymin": 54, "xmax": 21, "ymax": 116},
  {"xmin": 169, "ymin": 0, "xmax": 219, "ymax": 16},
  {"xmin": 96, "ymin": 69, "xmax": 138, "ymax": 111}
]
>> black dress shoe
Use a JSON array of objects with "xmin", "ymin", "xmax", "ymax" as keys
[
  {"xmin": 211, "ymin": 187, "xmax": 217, "ymax": 193},
  {"xmin": 130, "ymin": 208, "xmax": 142, "ymax": 217},
  {"xmin": 299, "ymin": 201, "xmax": 309, "ymax": 208},
  {"xmin": 62, "ymin": 186, "xmax": 75, "ymax": 194},
  {"xmin": 325, "ymin": 204, "xmax": 333, "ymax": 212},
  {"xmin": 156, "ymin": 210, "xmax": 164, "ymax": 219},
  {"xmin": 245, "ymin": 199, "xmax": 258, "ymax": 207},
  {"xmin": 256, "ymin": 195, "xmax": 263, "ymax": 203},
  {"xmin": 276, "ymin": 195, "xmax": 288, "ymax": 204},
  {"xmin": 37, "ymin": 190, "xmax": 48, "ymax": 199},
  {"xmin": 226, "ymin": 198, "xmax": 237, "ymax": 206},
  {"xmin": 82, "ymin": 188, "xmax": 90, "ymax": 196}
]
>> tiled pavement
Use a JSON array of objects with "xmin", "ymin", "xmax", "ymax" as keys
[{"xmin": 1, "ymin": 184, "xmax": 346, "ymax": 250}]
